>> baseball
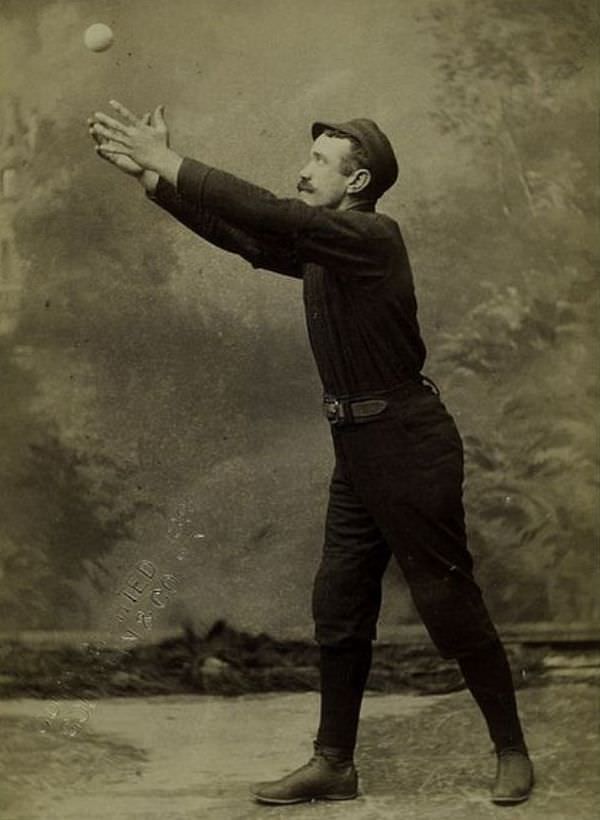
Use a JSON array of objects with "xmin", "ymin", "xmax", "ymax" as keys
[{"xmin": 84, "ymin": 23, "xmax": 114, "ymax": 52}]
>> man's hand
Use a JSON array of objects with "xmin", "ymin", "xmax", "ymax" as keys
[
  {"xmin": 88, "ymin": 111, "xmax": 150, "ymax": 177},
  {"xmin": 90, "ymin": 100, "xmax": 182, "ymax": 184}
]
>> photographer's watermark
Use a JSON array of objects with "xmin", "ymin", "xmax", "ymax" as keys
[
  {"xmin": 41, "ymin": 557, "xmax": 181, "ymax": 737},
  {"xmin": 40, "ymin": 499, "xmax": 205, "ymax": 737}
]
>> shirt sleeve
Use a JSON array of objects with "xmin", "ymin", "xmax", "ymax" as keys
[
  {"xmin": 176, "ymin": 158, "xmax": 392, "ymax": 276},
  {"xmin": 148, "ymin": 177, "xmax": 302, "ymax": 279}
]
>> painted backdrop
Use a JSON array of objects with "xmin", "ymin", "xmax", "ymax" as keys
[{"xmin": 0, "ymin": 0, "xmax": 598, "ymax": 640}]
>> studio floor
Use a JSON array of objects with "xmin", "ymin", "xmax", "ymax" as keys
[{"xmin": 1, "ymin": 682, "xmax": 598, "ymax": 820}]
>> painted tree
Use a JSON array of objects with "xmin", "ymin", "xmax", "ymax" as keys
[{"xmin": 421, "ymin": 0, "xmax": 599, "ymax": 622}]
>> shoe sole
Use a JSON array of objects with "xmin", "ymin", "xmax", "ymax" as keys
[
  {"xmin": 492, "ymin": 771, "xmax": 534, "ymax": 804},
  {"xmin": 492, "ymin": 795, "xmax": 531, "ymax": 805},
  {"xmin": 252, "ymin": 792, "xmax": 358, "ymax": 805}
]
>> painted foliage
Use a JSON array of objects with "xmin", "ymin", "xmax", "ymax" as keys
[{"xmin": 0, "ymin": 0, "xmax": 597, "ymax": 633}]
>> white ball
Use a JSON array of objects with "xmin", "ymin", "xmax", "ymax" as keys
[{"xmin": 84, "ymin": 23, "xmax": 114, "ymax": 53}]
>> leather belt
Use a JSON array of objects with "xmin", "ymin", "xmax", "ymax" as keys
[
  {"xmin": 323, "ymin": 396, "xmax": 388, "ymax": 426},
  {"xmin": 323, "ymin": 376, "xmax": 440, "ymax": 427}
]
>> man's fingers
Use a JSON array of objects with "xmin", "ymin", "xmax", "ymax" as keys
[
  {"xmin": 95, "ymin": 145, "xmax": 121, "ymax": 166},
  {"xmin": 88, "ymin": 120, "xmax": 104, "ymax": 146},
  {"xmin": 97, "ymin": 141, "xmax": 132, "ymax": 157},
  {"xmin": 92, "ymin": 111, "xmax": 132, "ymax": 135},
  {"xmin": 91, "ymin": 122, "xmax": 132, "ymax": 146},
  {"xmin": 109, "ymin": 99, "xmax": 140, "ymax": 125}
]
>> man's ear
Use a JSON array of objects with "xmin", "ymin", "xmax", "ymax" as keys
[{"xmin": 346, "ymin": 168, "xmax": 372, "ymax": 194}]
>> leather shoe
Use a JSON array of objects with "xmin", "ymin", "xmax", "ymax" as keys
[
  {"xmin": 250, "ymin": 743, "xmax": 358, "ymax": 805},
  {"xmin": 491, "ymin": 748, "xmax": 534, "ymax": 804}
]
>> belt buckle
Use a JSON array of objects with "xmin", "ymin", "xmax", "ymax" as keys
[{"xmin": 324, "ymin": 398, "xmax": 345, "ymax": 425}]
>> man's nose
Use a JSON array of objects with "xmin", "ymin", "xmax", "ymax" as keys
[{"xmin": 299, "ymin": 163, "xmax": 312, "ymax": 180}]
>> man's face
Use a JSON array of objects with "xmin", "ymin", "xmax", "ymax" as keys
[{"xmin": 297, "ymin": 134, "xmax": 354, "ymax": 209}]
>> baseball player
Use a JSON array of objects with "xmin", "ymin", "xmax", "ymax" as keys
[{"xmin": 89, "ymin": 101, "xmax": 534, "ymax": 806}]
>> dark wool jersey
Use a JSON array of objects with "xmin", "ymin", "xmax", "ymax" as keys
[{"xmin": 151, "ymin": 158, "xmax": 427, "ymax": 398}]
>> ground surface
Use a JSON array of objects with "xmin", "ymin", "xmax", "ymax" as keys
[{"xmin": 0, "ymin": 682, "xmax": 598, "ymax": 820}]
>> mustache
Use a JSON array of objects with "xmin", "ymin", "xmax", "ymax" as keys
[{"xmin": 297, "ymin": 181, "xmax": 315, "ymax": 193}]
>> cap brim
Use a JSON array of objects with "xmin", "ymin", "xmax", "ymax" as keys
[{"xmin": 311, "ymin": 121, "xmax": 339, "ymax": 140}]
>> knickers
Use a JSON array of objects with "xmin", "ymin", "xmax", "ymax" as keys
[{"xmin": 312, "ymin": 385, "xmax": 499, "ymax": 658}]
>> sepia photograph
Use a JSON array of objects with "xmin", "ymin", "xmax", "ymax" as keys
[{"xmin": 0, "ymin": 1, "xmax": 598, "ymax": 818}]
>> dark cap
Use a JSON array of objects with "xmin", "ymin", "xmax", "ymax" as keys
[{"xmin": 311, "ymin": 118, "xmax": 398, "ymax": 197}]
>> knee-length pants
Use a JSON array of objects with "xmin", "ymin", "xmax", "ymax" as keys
[{"xmin": 312, "ymin": 384, "xmax": 499, "ymax": 659}]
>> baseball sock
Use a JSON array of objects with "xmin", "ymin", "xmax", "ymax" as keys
[
  {"xmin": 458, "ymin": 640, "xmax": 528, "ymax": 755},
  {"xmin": 316, "ymin": 640, "xmax": 372, "ymax": 756}
]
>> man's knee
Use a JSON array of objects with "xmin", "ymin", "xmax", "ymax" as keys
[
  {"xmin": 312, "ymin": 563, "xmax": 381, "ymax": 647},
  {"xmin": 409, "ymin": 573, "xmax": 499, "ymax": 659}
]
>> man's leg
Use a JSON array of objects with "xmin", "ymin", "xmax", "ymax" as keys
[
  {"xmin": 316, "ymin": 639, "xmax": 372, "ymax": 754},
  {"xmin": 457, "ymin": 640, "xmax": 533, "ymax": 804},
  {"xmin": 250, "ymin": 463, "xmax": 389, "ymax": 804},
  {"xmin": 250, "ymin": 641, "xmax": 373, "ymax": 805},
  {"xmin": 345, "ymin": 392, "xmax": 533, "ymax": 804},
  {"xmin": 381, "ymin": 510, "xmax": 534, "ymax": 805},
  {"xmin": 457, "ymin": 641, "xmax": 527, "ymax": 755}
]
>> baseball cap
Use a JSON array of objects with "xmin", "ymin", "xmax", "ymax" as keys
[{"xmin": 311, "ymin": 118, "xmax": 398, "ymax": 197}]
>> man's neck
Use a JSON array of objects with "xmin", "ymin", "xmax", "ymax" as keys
[{"xmin": 338, "ymin": 195, "xmax": 376, "ymax": 213}]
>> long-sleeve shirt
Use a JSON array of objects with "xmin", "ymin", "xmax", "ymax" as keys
[{"xmin": 150, "ymin": 158, "xmax": 427, "ymax": 398}]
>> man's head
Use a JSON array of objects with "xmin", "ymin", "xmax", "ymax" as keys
[{"xmin": 297, "ymin": 118, "xmax": 398, "ymax": 210}]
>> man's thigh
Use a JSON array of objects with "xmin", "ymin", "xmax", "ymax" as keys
[
  {"xmin": 332, "ymin": 393, "xmax": 498, "ymax": 657},
  {"xmin": 338, "ymin": 390, "xmax": 472, "ymax": 576},
  {"xmin": 312, "ymin": 463, "xmax": 391, "ymax": 646}
]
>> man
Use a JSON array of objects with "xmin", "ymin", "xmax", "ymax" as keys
[{"xmin": 89, "ymin": 101, "xmax": 534, "ymax": 805}]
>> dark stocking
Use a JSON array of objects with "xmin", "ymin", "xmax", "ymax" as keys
[
  {"xmin": 458, "ymin": 640, "xmax": 528, "ymax": 755},
  {"xmin": 316, "ymin": 640, "xmax": 373, "ymax": 756}
]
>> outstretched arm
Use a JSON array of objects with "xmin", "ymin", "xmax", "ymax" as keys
[
  {"xmin": 147, "ymin": 176, "xmax": 302, "ymax": 278},
  {"xmin": 91, "ymin": 101, "xmax": 393, "ymax": 277},
  {"xmin": 89, "ymin": 104, "xmax": 301, "ymax": 278}
]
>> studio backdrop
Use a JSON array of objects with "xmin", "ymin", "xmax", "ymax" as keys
[{"xmin": 0, "ymin": 0, "xmax": 598, "ymax": 640}]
